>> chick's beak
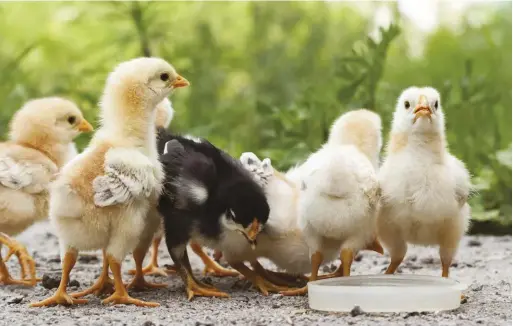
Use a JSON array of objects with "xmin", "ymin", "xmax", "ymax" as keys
[
  {"xmin": 241, "ymin": 218, "xmax": 260, "ymax": 250},
  {"xmin": 77, "ymin": 119, "xmax": 94, "ymax": 132},
  {"xmin": 171, "ymin": 75, "xmax": 190, "ymax": 88},
  {"xmin": 413, "ymin": 94, "xmax": 432, "ymax": 123}
]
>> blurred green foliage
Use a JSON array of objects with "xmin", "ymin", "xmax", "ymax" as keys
[{"xmin": 0, "ymin": 2, "xmax": 510, "ymax": 231}]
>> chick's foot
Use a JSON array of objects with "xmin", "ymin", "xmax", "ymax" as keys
[
  {"xmin": 186, "ymin": 276, "xmax": 230, "ymax": 301},
  {"xmin": 128, "ymin": 263, "xmax": 168, "ymax": 277},
  {"xmin": 102, "ymin": 292, "xmax": 159, "ymax": 307},
  {"xmin": 280, "ymin": 285, "xmax": 308, "ymax": 296},
  {"xmin": 71, "ymin": 275, "xmax": 115, "ymax": 298},
  {"xmin": 250, "ymin": 275, "xmax": 292, "ymax": 296},
  {"xmin": 190, "ymin": 242, "xmax": 239, "ymax": 277},
  {"xmin": 0, "ymin": 234, "xmax": 37, "ymax": 286},
  {"xmin": 30, "ymin": 290, "xmax": 88, "ymax": 307},
  {"xmin": 125, "ymin": 275, "xmax": 167, "ymax": 291}
]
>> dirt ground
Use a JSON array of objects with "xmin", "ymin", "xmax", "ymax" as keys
[{"xmin": 1, "ymin": 221, "xmax": 511, "ymax": 326}]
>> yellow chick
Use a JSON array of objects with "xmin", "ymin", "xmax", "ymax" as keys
[
  {"xmin": 377, "ymin": 87, "xmax": 471, "ymax": 277},
  {"xmin": 0, "ymin": 97, "xmax": 92, "ymax": 286},
  {"xmin": 30, "ymin": 57, "xmax": 189, "ymax": 308}
]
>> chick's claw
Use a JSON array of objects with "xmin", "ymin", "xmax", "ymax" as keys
[
  {"xmin": 71, "ymin": 277, "xmax": 115, "ymax": 298},
  {"xmin": 125, "ymin": 276, "xmax": 167, "ymax": 291},
  {"xmin": 280, "ymin": 286, "xmax": 308, "ymax": 296},
  {"xmin": 30, "ymin": 291, "xmax": 88, "ymax": 307},
  {"xmin": 0, "ymin": 234, "xmax": 38, "ymax": 286},
  {"xmin": 251, "ymin": 276, "xmax": 291, "ymax": 296},
  {"xmin": 128, "ymin": 264, "xmax": 168, "ymax": 277},
  {"xmin": 102, "ymin": 293, "xmax": 159, "ymax": 307}
]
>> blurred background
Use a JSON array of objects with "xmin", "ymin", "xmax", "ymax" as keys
[{"xmin": 0, "ymin": 1, "xmax": 510, "ymax": 234}]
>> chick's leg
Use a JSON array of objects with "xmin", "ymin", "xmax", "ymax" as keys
[
  {"xmin": 190, "ymin": 242, "xmax": 239, "ymax": 277},
  {"xmin": 231, "ymin": 261, "xmax": 295, "ymax": 296},
  {"xmin": 280, "ymin": 251, "xmax": 323, "ymax": 296},
  {"xmin": 30, "ymin": 249, "xmax": 88, "ymax": 307},
  {"xmin": 170, "ymin": 247, "xmax": 229, "ymax": 301},
  {"xmin": 439, "ymin": 246, "xmax": 456, "ymax": 278},
  {"xmin": 126, "ymin": 243, "xmax": 167, "ymax": 291},
  {"xmin": 384, "ymin": 240, "xmax": 407, "ymax": 275},
  {"xmin": 250, "ymin": 261, "xmax": 306, "ymax": 287},
  {"xmin": 128, "ymin": 237, "xmax": 169, "ymax": 277},
  {"xmin": 0, "ymin": 234, "xmax": 37, "ymax": 286},
  {"xmin": 102, "ymin": 254, "xmax": 159, "ymax": 307},
  {"xmin": 71, "ymin": 250, "xmax": 114, "ymax": 298}
]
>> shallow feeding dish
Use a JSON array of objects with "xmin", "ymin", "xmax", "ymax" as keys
[{"xmin": 308, "ymin": 274, "xmax": 467, "ymax": 313}]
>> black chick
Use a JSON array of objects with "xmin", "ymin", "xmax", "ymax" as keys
[{"xmin": 157, "ymin": 130, "xmax": 270, "ymax": 300}]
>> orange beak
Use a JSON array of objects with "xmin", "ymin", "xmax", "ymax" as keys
[
  {"xmin": 413, "ymin": 95, "xmax": 432, "ymax": 123},
  {"xmin": 77, "ymin": 119, "xmax": 94, "ymax": 132},
  {"xmin": 171, "ymin": 75, "xmax": 190, "ymax": 88},
  {"xmin": 237, "ymin": 218, "xmax": 261, "ymax": 250}
]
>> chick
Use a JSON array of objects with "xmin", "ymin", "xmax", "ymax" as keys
[
  {"xmin": 133, "ymin": 100, "xmax": 237, "ymax": 280},
  {"xmin": 377, "ymin": 87, "xmax": 471, "ymax": 278},
  {"xmin": 0, "ymin": 97, "xmax": 93, "ymax": 286},
  {"xmin": 158, "ymin": 133, "xmax": 270, "ymax": 300},
  {"xmin": 71, "ymin": 98, "xmax": 177, "ymax": 300},
  {"xmin": 31, "ymin": 57, "xmax": 189, "ymax": 308},
  {"xmin": 281, "ymin": 109, "xmax": 384, "ymax": 296}
]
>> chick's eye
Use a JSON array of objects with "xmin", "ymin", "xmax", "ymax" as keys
[
  {"xmin": 67, "ymin": 116, "xmax": 76, "ymax": 124},
  {"xmin": 434, "ymin": 100, "xmax": 439, "ymax": 110},
  {"xmin": 160, "ymin": 73, "xmax": 169, "ymax": 82},
  {"xmin": 404, "ymin": 101, "xmax": 410, "ymax": 109}
]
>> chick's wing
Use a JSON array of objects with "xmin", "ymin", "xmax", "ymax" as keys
[
  {"xmin": 0, "ymin": 144, "xmax": 57, "ymax": 194},
  {"xmin": 93, "ymin": 148, "xmax": 158, "ymax": 207}
]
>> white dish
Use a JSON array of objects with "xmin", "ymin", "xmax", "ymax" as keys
[{"xmin": 308, "ymin": 274, "xmax": 467, "ymax": 313}]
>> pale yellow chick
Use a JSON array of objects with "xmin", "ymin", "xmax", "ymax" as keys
[{"xmin": 0, "ymin": 97, "xmax": 92, "ymax": 286}]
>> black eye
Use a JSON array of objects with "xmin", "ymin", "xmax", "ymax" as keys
[
  {"xmin": 227, "ymin": 209, "xmax": 236, "ymax": 220},
  {"xmin": 434, "ymin": 100, "xmax": 439, "ymax": 110},
  {"xmin": 67, "ymin": 116, "xmax": 76, "ymax": 124},
  {"xmin": 160, "ymin": 73, "xmax": 169, "ymax": 82},
  {"xmin": 404, "ymin": 101, "xmax": 410, "ymax": 109}
]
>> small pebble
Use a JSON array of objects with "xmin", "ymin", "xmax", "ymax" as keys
[
  {"xmin": 69, "ymin": 280, "xmax": 80, "ymax": 288},
  {"xmin": 7, "ymin": 296, "xmax": 23, "ymax": 304},
  {"xmin": 350, "ymin": 305, "xmax": 364, "ymax": 317},
  {"xmin": 41, "ymin": 274, "xmax": 61, "ymax": 289},
  {"xmin": 451, "ymin": 262, "xmax": 459, "ymax": 267},
  {"xmin": 47, "ymin": 256, "xmax": 61, "ymax": 263},
  {"xmin": 468, "ymin": 239, "xmax": 482, "ymax": 247},
  {"xmin": 354, "ymin": 254, "xmax": 363, "ymax": 262},
  {"xmin": 472, "ymin": 284, "xmax": 484, "ymax": 292},
  {"xmin": 78, "ymin": 255, "xmax": 99, "ymax": 264},
  {"xmin": 461, "ymin": 297, "xmax": 468, "ymax": 304},
  {"xmin": 322, "ymin": 265, "xmax": 330, "ymax": 273},
  {"xmin": 404, "ymin": 312, "xmax": 420, "ymax": 318},
  {"xmin": 420, "ymin": 257, "xmax": 435, "ymax": 264},
  {"xmin": 142, "ymin": 322, "xmax": 155, "ymax": 326}
]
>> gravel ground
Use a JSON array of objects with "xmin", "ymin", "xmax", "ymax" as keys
[{"xmin": 1, "ymin": 221, "xmax": 511, "ymax": 326}]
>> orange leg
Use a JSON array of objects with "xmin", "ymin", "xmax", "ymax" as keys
[
  {"xmin": 230, "ymin": 262, "xmax": 290, "ymax": 296},
  {"xmin": 102, "ymin": 255, "xmax": 159, "ymax": 307},
  {"xmin": 280, "ymin": 251, "xmax": 323, "ymax": 296},
  {"xmin": 250, "ymin": 261, "xmax": 304, "ymax": 287},
  {"xmin": 71, "ymin": 250, "xmax": 114, "ymax": 298},
  {"xmin": 128, "ymin": 237, "xmax": 168, "ymax": 277},
  {"xmin": 126, "ymin": 244, "xmax": 167, "ymax": 291},
  {"xmin": 190, "ymin": 243, "xmax": 239, "ymax": 277},
  {"xmin": 0, "ymin": 234, "xmax": 37, "ymax": 286},
  {"xmin": 30, "ymin": 249, "xmax": 88, "ymax": 307}
]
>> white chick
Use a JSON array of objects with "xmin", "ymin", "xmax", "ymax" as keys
[
  {"xmin": 0, "ymin": 97, "xmax": 92, "ymax": 286},
  {"xmin": 31, "ymin": 57, "xmax": 189, "ymax": 308},
  {"xmin": 377, "ymin": 87, "xmax": 471, "ymax": 278},
  {"xmin": 281, "ymin": 109, "xmax": 384, "ymax": 296}
]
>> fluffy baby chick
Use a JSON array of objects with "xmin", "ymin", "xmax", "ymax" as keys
[
  {"xmin": 158, "ymin": 134, "xmax": 270, "ymax": 301},
  {"xmin": 132, "ymin": 100, "xmax": 237, "ymax": 280},
  {"xmin": 0, "ymin": 97, "xmax": 92, "ymax": 286},
  {"xmin": 31, "ymin": 57, "xmax": 189, "ymax": 308},
  {"xmin": 71, "ymin": 98, "xmax": 178, "ymax": 300},
  {"xmin": 377, "ymin": 87, "xmax": 471, "ymax": 278},
  {"xmin": 281, "ymin": 109, "xmax": 384, "ymax": 296}
]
